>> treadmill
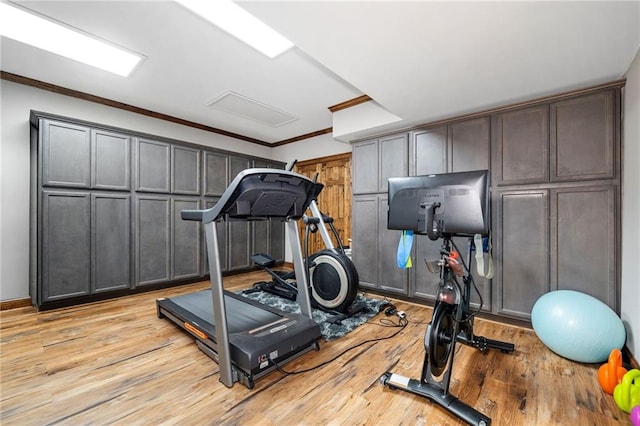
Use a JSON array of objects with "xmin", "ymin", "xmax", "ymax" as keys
[{"xmin": 157, "ymin": 168, "xmax": 324, "ymax": 389}]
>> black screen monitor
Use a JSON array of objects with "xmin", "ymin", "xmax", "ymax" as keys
[{"xmin": 387, "ymin": 170, "xmax": 490, "ymax": 239}]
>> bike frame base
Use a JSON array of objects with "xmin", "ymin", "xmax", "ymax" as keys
[{"xmin": 381, "ymin": 372, "xmax": 491, "ymax": 426}]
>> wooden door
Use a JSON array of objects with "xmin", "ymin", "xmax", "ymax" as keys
[{"xmin": 295, "ymin": 153, "xmax": 352, "ymax": 255}]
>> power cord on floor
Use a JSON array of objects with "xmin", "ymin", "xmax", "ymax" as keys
[{"xmin": 269, "ymin": 311, "xmax": 408, "ymax": 376}]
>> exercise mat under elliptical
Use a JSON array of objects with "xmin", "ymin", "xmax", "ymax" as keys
[{"xmin": 239, "ymin": 290, "xmax": 386, "ymax": 341}]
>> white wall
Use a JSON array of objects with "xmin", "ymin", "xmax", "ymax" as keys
[
  {"xmin": 621, "ymin": 48, "xmax": 640, "ymax": 360},
  {"xmin": 272, "ymin": 132, "xmax": 351, "ymax": 164},
  {"xmin": 0, "ymin": 80, "xmax": 271, "ymax": 301}
]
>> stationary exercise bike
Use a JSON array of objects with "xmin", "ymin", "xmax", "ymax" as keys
[
  {"xmin": 245, "ymin": 161, "xmax": 364, "ymax": 321},
  {"xmin": 380, "ymin": 170, "xmax": 515, "ymax": 426}
]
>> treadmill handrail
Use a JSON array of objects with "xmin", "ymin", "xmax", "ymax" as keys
[{"xmin": 181, "ymin": 168, "xmax": 323, "ymax": 224}]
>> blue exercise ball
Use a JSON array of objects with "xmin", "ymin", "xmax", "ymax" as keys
[{"xmin": 531, "ymin": 290, "xmax": 626, "ymax": 363}]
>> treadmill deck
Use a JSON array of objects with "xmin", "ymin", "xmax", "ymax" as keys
[{"xmin": 157, "ymin": 290, "xmax": 321, "ymax": 387}]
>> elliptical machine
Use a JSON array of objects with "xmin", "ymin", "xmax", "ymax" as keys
[{"xmin": 245, "ymin": 161, "xmax": 364, "ymax": 321}]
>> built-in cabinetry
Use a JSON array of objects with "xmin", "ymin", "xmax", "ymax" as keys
[
  {"xmin": 31, "ymin": 112, "xmax": 284, "ymax": 309},
  {"xmin": 351, "ymin": 85, "xmax": 621, "ymax": 321},
  {"xmin": 491, "ymin": 89, "xmax": 619, "ymax": 319}
]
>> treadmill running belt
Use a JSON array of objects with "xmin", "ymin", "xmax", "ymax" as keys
[{"xmin": 169, "ymin": 290, "xmax": 281, "ymax": 333}]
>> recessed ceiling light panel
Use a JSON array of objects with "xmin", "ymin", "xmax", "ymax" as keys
[
  {"xmin": 208, "ymin": 91, "xmax": 298, "ymax": 127},
  {"xmin": 0, "ymin": 1, "xmax": 144, "ymax": 77},
  {"xmin": 175, "ymin": 0, "xmax": 294, "ymax": 59}
]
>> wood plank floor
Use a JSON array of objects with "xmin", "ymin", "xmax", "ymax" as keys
[{"xmin": 1, "ymin": 271, "xmax": 630, "ymax": 425}]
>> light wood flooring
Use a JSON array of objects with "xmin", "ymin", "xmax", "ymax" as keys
[{"xmin": 1, "ymin": 271, "xmax": 630, "ymax": 425}]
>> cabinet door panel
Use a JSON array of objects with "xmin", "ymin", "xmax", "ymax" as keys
[
  {"xmin": 204, "ymin": 152, "xmax": 229, "ymax": 196},
  {"xmin": 42, "ymin": 120, "xmax": 90, "ymax": 188},
  {"xmin": 378, "ymin": 196, "xmax": 408, "ymax": 295},
  {"xmin": 450, "ymin": 117, "xmax": 490, "ymax": 172},
  {"xmin": 493, "ymin": 105, "xmax": 549, "ymax": 185},
  {"xmin": 495, "ymin": 190, "xmax": 549, "ymax": 319},
  {"xmin": 253, "ymin": 221, "xmax": 270, "ymax": 257},
  {"xmin": 136, "ymin": 195, "xmax": 170, "ymax": 286},
  {"xmin": 412, "ymin": 127, "xmax": 447, "ymax": 176},
  {"xmin": 379, "ymin": 134, "xmax": 408, "ymax": 192},
  {"xmin": 551, "ymin": 91, "xmax": 615, "ymax": 181},
  {"xmin": 352, "ymin": 140, "xmax": 378, "ymax": 194},
  {"xmin": 92, "ymin": 194, "xmax": 131, "ymax": 292},
  {"xmin": 172, "ymin": 146, "xmax": 200, "ymax": 195},
  {"xmin": 270, "ymin": 220, "xmax": 285, "ymax": 262},
  {"xmin": 352, "ymin": 196, "xmax": 378, "ymax": 288},
  {"xmin": 229, "ymin": 156, "xmax": 250, "ymax": 178},
  {"xmin": 228, "ymin": 157, "xmax": 252, "ymax": 271},
  {"xmin": 92, "ymin": 129, "xmax": 131, "ymax": 190},
  {"xmin": 228, "ymin": 221, "xmax": 251, "ymax": 271},
  {"xmin": 551, "ymin": 186, "xmax": 617, "ymax": 309},
  {"xmin": 172, "ymin": 198, "xmax": 202, "ymax": 280},
  {"xmin": 135, "ymin": 139, "xmax": 170, "ymax": 192},
  {"xmin": 412, "ymin": 235, "xmax": 441, "ymax": 300},
  {"xmin": 41, "ymin": 191, "xmax": 91, "ymax": 301},
  {"xmin": 253, "ymin": 159, "xmax": 270, "ymax": 168}
]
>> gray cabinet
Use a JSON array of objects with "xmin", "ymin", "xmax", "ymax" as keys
[
  {"xmin": 351, "ymin": 194, "xmax": 407, "ymax": 294},
  {"xmin": 351, "ymin": 86, "xmax": 621, "ymax": 320},
  {"xmin": 550, "ymin": 185, "xmax": 617, "ymax": 308},
  {"xmin": 493, "ymin": 184, "xmax": 618, "ymax": 319},
  {"xmin": 269, "ymin": 220, "xmax": 285, "ymax": 262},
  {"xmin": 351, "ymin": 135, "xmax": 409, "ymax": 295},
  {"xmin": 377, "ymin": 195, "xmax": 408, "ymax": 295},
  {"xmin": 352, "ymin": 140, "xmax": 378, "ymax": 194},
  {"xmin": 135, "ymin": 138, "xmax": 170, "ymax": 193},
  {"xmin": 379, "ymin": 134, "xmax": 409, "ymax": 192},
  {"xmin": 352, "ymin": 133, "xmax": 409, "ymax": 194},
  {"xmin": 493, "ymin": 105, "xmax": 549, "ymax": 185},
  {"xmin": 411, "ymin": 126, "xmax": 447, "ymax": 175},
  {"xmin": 411, "ymin": 238, "xmax": 441, "ymax": 300},
  {"xmin": 92, "ymin": 193, "xmax": 131, "ymax": 293},
  {"xmin": 405, "ymin": 117, "xmax": 490, "ymax": 301},
  {"xmin": 228, "ymin": 222, "xmax": 251, "ymax": 271},
  {"xmin": 449, "ymin": 117, "xmax": 490, "ymax": 172},
  {"xmin": 227, "ymin": 156, "xmax": 252, "ymax": 271},
  {"xmin": 92, "ymin": 129, "xmax": 131, "ymax": 190},
  {"xmin": 204, "ymin": 152, "xmax": 229, "ymax": 196},
  {"xmin": 352, "ymin": 195, "xmax": 379, "ymax": 289},
  {"xmin": 41, "ymin": 120, "xmax": 91, "ymax": 188},
  {"xmin": 135, "ymin": 195, "xmax": 171, "ymax": 286},
  {"xmin": 411, "ymin": 118, "xmax": 490, "ymax": 177},
  {"xmin": 32, "ymin": 113, "xmax": 285, "ymax": 308},
  {"xmin": 494, "ymin": 190, "xmax": 549, "ymax": 319},
  {"xmin": 551, "ymin": 90, "xmax": 616, "ymax": 181},
  {"xmin": 172, "ymin": 197, "xmax": 201, "ymax": 280},
  {"xmin": 253, "ymin": 220, "xmax": 270, "ymax": 257},
  {"xmin": 171, "ymin": 146, "xmax": 200, "ymax": 195},
  {"xmin": 41, "ymin": 191, "xmax": 91, "ymax": 301}
]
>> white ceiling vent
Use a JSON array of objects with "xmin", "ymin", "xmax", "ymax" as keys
[{"xmin": 207, "ymin": 91, "xmax": 298, "ymax": 127}]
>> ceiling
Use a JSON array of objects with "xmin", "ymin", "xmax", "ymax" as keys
[{"xmin": 2, "ymin": 1, "xmax": 639, "ymax": 145}]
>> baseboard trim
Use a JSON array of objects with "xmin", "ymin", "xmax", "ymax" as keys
[
  {"xmin": 624, "ymin": 345, "xmax": 639, "ymax": 369},
  {"xmin": 1, "ymin": 298, "xmax": 32, "ymax": 311}
]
